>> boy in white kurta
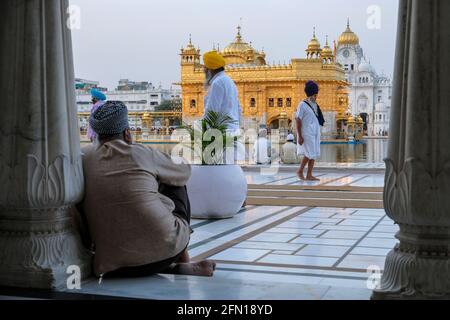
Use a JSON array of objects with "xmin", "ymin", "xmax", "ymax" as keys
[{"xmin": 295, "ymin": 81, "xmax": 322, "ymax": 180}]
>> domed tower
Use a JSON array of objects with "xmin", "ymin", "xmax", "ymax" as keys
[
  {"xmin": 221, "ymin": 25, "xmax": 266, "ymax": 66},
  {"xmin": 321, "ymin": 35, "xmax": 334, "ymax": 64},
  {"xmin": 335, "ymin": 19, "xmax": 364, "ymax": 75},
  {"xmin": 357, "ymin": 59, "xmax": 376, "ymax": 85},
  {"xmin": 306, "ymin": 28, "xmax": 322, "ymax": 59},
  {"xmin": 180, "ymin": 34, "xmax": 200, "ymax": 66},
  {"xmin": 338, "ymin": 19, "xmax": 360, "ymax": 47}
]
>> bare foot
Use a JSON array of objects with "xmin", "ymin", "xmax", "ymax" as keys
[
  {"xmin": 306, "ymin": 176, "xmax": 320, "ymax": 181},
  {"xmin": 171, "ymin": 260, "xmax": 216, "ymax": 277},
  {"xmin": 177, "ymin": 249, "xmax": 190, "ymax": 264},
  {"xmin": 297, "ymin": 170, "xmax": 306, "ymax": 180}
]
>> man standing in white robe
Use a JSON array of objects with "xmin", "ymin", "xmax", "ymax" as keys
[
  {"xmin": 253, "ymin": 129, "xmax": 271, "ymax": 165},
  {"xmin": 295, "ymin": 81, "xmax": 322, "ymax": 180},
  {"xmin": 202, "ymin": 51, "xmax": 244, "ymax": 162},
  {"xmin": 203, "ymin": 51, "xmax": 241, "ymax": 132}
]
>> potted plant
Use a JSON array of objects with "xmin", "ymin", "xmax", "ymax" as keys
[{"xmin": 182, "ymin": 111, "xmax": 247, "ymax": 219}]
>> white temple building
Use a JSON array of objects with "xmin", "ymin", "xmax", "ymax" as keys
[
  {"xmin": 335, "ymin": 20, "xmax": 393, "ymax": 136},
  {"xmin": 75, "ymin": 79, "xmax": 181, "ymax": 132}
]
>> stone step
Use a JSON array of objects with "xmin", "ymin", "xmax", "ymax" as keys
[
  {"xmin": 246, "ymin": 195, "xmax": 383, "ymax": 209},
  {"xmin": 248, "ymin": 184, "xmax": 383, "ymax": 193},
  {"xmin": 247, "ymin": 189, "xmax": 383, "ymax": 200}
]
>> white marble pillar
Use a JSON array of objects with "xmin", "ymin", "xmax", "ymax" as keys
[
  {"xmin": 0, "ymin": 0, "xmax": 91, "ymax": 288},
  {"xmin": 321, "ymin": 112, "xmax": 337, "ymax": 140},
  {"xmin": 373, "ymin": 0, "xmax": 450, "ymax": 299}
]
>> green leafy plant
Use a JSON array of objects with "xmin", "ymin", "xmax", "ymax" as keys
[{"xmin": 182, "ymin": 110, "xmax": 239, "ymax": 165}]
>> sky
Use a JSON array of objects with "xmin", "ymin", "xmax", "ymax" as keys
[{"xmin": 69, "ymin": 0, "xmax": 399, "ymax": 90}]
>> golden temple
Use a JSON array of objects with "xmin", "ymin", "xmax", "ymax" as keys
[{"xmin": 179, "ymin": 26, "xmax": 350, "ymax": 132}]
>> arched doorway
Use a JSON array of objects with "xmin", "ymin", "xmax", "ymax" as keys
[
  {"xmin": 268, "ymin": 117, "xmax": 292, "ymax": 131},
  {"xmin": 268, "ymin": 119, "xmax": 279, "ymax": 130},
  {"xmin": 359, "ymin": 112, "xmax": 369, "ymax": 135}
]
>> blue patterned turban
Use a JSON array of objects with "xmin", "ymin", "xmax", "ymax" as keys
[{"xmin": 89, "ymin": 101, "xmax": 129, "ymax": 135}]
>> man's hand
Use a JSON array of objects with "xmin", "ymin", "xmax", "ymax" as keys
[{"xmin": 299, "ymin": 136, "xmax": 305, "ymax": 146}]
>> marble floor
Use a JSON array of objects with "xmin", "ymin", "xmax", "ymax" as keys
[
  {"xmin": 56, "ymin": 170, "xmax": 395, "ymax": 300},
  {"xmin": 243, "ymin": 162, "xmax": 386, "ymax": 170},
  {"xmin": 244, "ymin": 171, "xmax": 385, "ymax": 188}
]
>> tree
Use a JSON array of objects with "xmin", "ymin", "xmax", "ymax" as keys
[{"xmin": 155, "ymin": 98, "xmax": 182, "ymax": 112}]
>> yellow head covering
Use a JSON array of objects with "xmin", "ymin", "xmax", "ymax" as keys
[{"xmin": 203, "ymin": 51, "xmax": 226, "ymax": 70}]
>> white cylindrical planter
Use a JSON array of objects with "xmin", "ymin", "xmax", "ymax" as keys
[{"xmin": 187, "ymin": 165, "xmax": 248, "ymax": 219}]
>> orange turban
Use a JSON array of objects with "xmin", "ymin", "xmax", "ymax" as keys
[{"xmin": 203, "ymin": 51, "xmax": 226, "ymax": 70}]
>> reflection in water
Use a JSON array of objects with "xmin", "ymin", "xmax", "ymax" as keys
[
  {"xmin": 319, "ymin": 139, "xmax": 387, "ymax": 163},
  {"xmin": 132, "ymin": 139, "xmax": 388, "ymax": 164}
]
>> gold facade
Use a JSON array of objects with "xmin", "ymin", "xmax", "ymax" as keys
[{"xmin": 180, "ymin": 27, "xmax": 350, "ymax": 130}]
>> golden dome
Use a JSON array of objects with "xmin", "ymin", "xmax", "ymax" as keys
[
  {"xmin": 356, "ymin": 115, "xmax": 364, "ymax": 124},
  {"xmin": 338, "ymin": 19, "xmax": 359, "ymax": 46},
  {"xmin": 347, "ymin": 114, "xmax": 356, "ymax": 123},
  {"xmin": 321, "ymin": 36, "xmax": 333, "ymax": 57},
  {"xmin": 142, "ymin": 112, "xmax": 151, "ymax": 120},
  {"xmin": 306, "ymin": 28, "xmax": 322, "ymax": 59},
  {"xmin": 307, "ymin": 28, "xmax": 321, "ymax": 50},
  {"xmin": 222, "ymin": 25, "xmax": 254, "ymax": 54},
  {"xmin": 182, "ymin": 34, "xmax": 199, "ymax": 54},
  {"xmin": 336, "ymin": 110, "xmax": 346, "ymax": 121},
  {"xmin": 186, "ymin": 35, "xmax": 195, "ymax": 49}
]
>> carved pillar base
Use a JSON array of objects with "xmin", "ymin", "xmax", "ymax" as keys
[
  {"xmin": 0, "ymin": 218, "xmax": 90, "ymax": 289},
  {"xmin": 372, "ymin": 224, "xmax": 450, "ymax": 300},
  {"xmin": 0, "ymin": 208, "xmax": 91, "ymax": 289}
]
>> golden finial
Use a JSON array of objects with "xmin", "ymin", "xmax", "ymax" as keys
[
  {"xmin": 235, "ymin": 17, "xmax": 244, "ymax": 42},
  {"xmin": 236, "ymin": 24, "xmax": 242, "ymax": 42},
  {"xmin": 189, "ymin": 33, "xmax": 192, "ymax": 45}
]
